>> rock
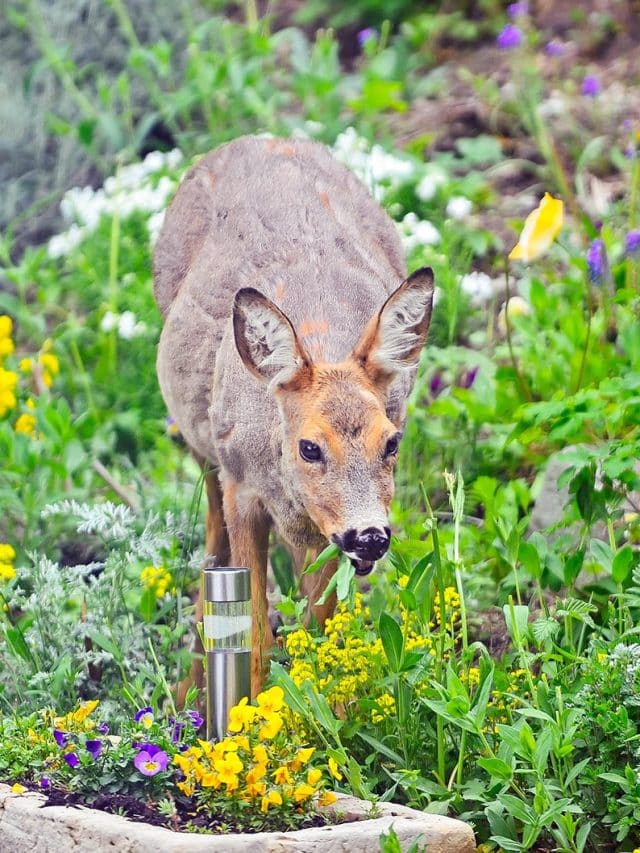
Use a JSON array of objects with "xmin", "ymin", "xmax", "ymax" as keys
[{"xmin": 0, "ymin": 785, "xmax": 475, "ymax": 852}]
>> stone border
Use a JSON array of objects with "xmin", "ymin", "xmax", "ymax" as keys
[{"xmin": 0, "ymin": 784, "xmax": 475, "ymax": 852}]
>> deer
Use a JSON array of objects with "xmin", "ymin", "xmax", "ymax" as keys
[{"xmin": 153, "ymin": 136, "xmax": 434, "ymax": 701}]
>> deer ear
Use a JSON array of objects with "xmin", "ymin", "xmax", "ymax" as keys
[
  {"xmin": 233, "ymin": 288, "xmax": 312, "ymax": 389},
  {"xmin": 352, "ymin": 267, "xmax": 434, "ymax": 385}
]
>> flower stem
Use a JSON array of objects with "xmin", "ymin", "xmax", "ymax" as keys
[{"xmin": 504, "ymin": 257, "xmax": 532, "ymax": 402}]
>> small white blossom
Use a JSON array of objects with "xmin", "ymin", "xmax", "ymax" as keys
[
  {"xmin": 47, "ymin": 224, "xmax": 87, "ymax": 259},
  {"xmin": 100, "ymin": 311, "xmax": 119, "ymax": 332},
  {"xmin": 118, "ymin": 311, "xmax": 146, "ymax": 340},
  {"xmin": 460, "ymin": 271, "xmax": 494, "ymax": 306},
  {"xmin": 415, "ymin": 169, "xmax": 447, "ymax": 202},
  {"xmin": 398, "ymin": 212, "xmax": 440, "ymax": 251},
  {"xmin": 446, "ymin": 196, "xmax": 473, "ymax": 220}
]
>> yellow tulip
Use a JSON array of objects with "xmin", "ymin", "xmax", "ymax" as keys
[{"xmin": 509, "ymin": 193, "xmax": 564, "ymax": 262}]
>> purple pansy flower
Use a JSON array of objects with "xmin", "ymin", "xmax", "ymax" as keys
[
  {"xmin": 64, "ymin": 753, "xmax": 79, "ymax": 769},
  {"xmin": 85, "ymin": 739, "xmax": 103, "ymax": 760},
  {"xmin": 545, "ymin": 40, "xmax": 566, "ymax": 56},
  {"xmin": 507, "ymin": 2, "xmax": 528, "ymax": 16},
  {"xmin": 96, "ymin": 722, "xmax": 109, "ymax": 735},
  {"xmin": 625, "ymin": 230, "xmax": 640, "ymax": 256},
  {"xmin": 497, "ymin": 24, "xmax": 523, "ymax": 49},
  {"xmin": 586, "ymin": 239, "xmax": 606, "ymax": 282},
  {"xmin": 53, "ymin": 730, "xmax": 68, "ymax": 748},
  {"xmin": 40, "ymin": 777, "xmax": 51, "ymax": 789},
  {"xmin": 134, "ymin": 707, "xmax": 154, "ymax": 729},
  {"xmin": 134, "ymin": 744, "xmax": 169, "ymax": 777},
  {"xmin": 186, "ymin": 710, "xmax": 204, "ymax": 729},
  {"xmin": 581, "ymin": 75, "xmax": 601, "ymax": 96}
]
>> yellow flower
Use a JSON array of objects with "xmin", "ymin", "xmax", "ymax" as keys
[
  {"xmin": 246, "ymin": 764, "xmax": 267, "ymax": 785},
  {"xmin": 10, "ymin": 783, "xmax": 27, "ymax": 795},
  {"xmin": 0, "ymin": 544, "xmax": 16, "ymax": 563},
  {"xmin": 19, "ymin": 358, "xmax": 33, "ymax": 374},
  {"xmin": 0, "ymin": 337, "xmax": 14, "ymax": 358},
  {"xmin": 256, "ymin": 685, "xmax": 284, "ymax": 715},
  {"xmin": 328, "ymin": 757, "xmax": 343, "ymax": 781},
  {"xmin": 509, "ymin": 192, "xmax": 564, "ymax": 262},
  {"xmin": 0, "ymin": 316, "xmax": 13, "ymax": 339},
  {"xmin": 307, "ymin": 768, "xmax": 322, "ymax": 786},
  {"xmin": 318, "ymin": 791, "xmax": 338, "ymax": 807},
  {"xmin": 15, "ymin": 412, "xmax": 37, "ymax": 436},
  {"xmin": 273, "ymin": 765, "xmax": 292, "ymax": 785},
  {"xmin": 289, "ymin": 745, "xmax": 315, "ymax": 771},
  {"xmin": 293, "ymin": 783, "xmax": 315, "ymax": 803},
  {"xmin": 252, "ymin": 744, "xmax": 268, "ymax": 765},
  {"xmin": 214, "ymin": 752, "xmax": 243, "ymax": 777},
  {"xmin": 0, "ymin": 563, "xmax": 16, "ymax": 582},
  {"xmin": 228, "ymin": 696, "xmax": 256, "ymax": 733},
  {"xmin": 39, "ymin": 353, "xmax": 60, "ymax": 377},
  {"xmin": 0, "ymin": 368, "xmax": 18, "ymax": 416},
  {"xmin": 258, "ymin": 711, "xmax": 283, "ymax": 741},
  {"xmin": 260, "ymin": 790, "xmax": 283, "ymax": 813}
]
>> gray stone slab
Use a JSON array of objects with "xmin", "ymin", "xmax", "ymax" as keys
[{"xmin": 0, "ymin": 784, "xmax": 475, "ymax": 852}]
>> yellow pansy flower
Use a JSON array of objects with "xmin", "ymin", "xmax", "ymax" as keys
[
  {"xmin": 260, "ymin": 790, "xmax": 283, "ymax": 813},
  {"xmin": 11, "ymin": 783, "xmax": 27, "ymax": 795},
  {"xmin": 318, "ymin": 791, "xmax": 338, "ymax": 807},
  {"xmin": 307, "ymin": 767, "xmax": 322, "ymax": 785},
  {"xmin": 227, "ymin": 696, "xmax": 256, "ymax": 732},
  {"xmin": 509, "ymin": 192, "xmax": 564, "ymax": 262},
  {"xmin": 256, "ymin": 685, "xmax": 285, "ymax": 715},
  {"xmin": 258, "ymin": 711, "xmax": 283, "ymax": 741},
  {"xmin": 328, "ymin": 757, "xmax": 343, "ymax": 780},
  {"xmin": 293, "ymin": 783, "xmax": 315, "ymax": 802}
]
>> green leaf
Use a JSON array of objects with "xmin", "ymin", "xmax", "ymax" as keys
[
  {"xmin": 503, "ymin": 603, "xmax": 530, "ymax": 643},
  {"xmin": 379, "ymin": 612, "xmax": 404, "ymax": 673},
  {"xmin": 518, "ymin": 541, "xmax": 540, "ymax": 577},
  {"xmin": 84, "ymin": 628, "xmax": 121, "ymax": 661},
  {"xmin": 336, "ymin": 557, "xmax": 355, "ymax": 601},
  {"xmin": 612, "ymin": 546, "xmax": 634, "ymax": 584},
  {"xmin": 303, "ymin": 542, "xmax": 340, "ymax": 575},
  {"xmin": 477, "ymin": 757, "xmax": 513, "ymax": 781},
  {"xmin": 139, "ymin": 587, "xmax": 157, "ymax": 623},
  {"xmin": 4, "ymin": 627, "xmax": 31, "ymax": 663},
  {"xmin": 357, "ymin": 732, "xmax": 404, "ymax": 765},
  {"xmin": 270, "ymin": 662, "xmax": 311, "ymax": 719}
]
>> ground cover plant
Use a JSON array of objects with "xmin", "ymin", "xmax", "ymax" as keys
[{"xmin": 1, "ymin": 0, "xmax": 640, "ymax": 849}]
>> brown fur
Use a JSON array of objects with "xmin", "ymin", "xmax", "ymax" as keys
[{"xmin": 154, "ymin": 137, "xmax": 434, "ymax": 700}]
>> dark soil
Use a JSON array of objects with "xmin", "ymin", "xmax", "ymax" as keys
[{"xmin": 11, "ymin": 780, "xmax": 333, "ymax": 835}]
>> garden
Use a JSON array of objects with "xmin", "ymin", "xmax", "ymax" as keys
[{"xmin": 1, "ymin": 0, "xmax": 640, "ymax": 850}]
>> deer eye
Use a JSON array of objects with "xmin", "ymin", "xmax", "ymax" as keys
[
  {"xmin": 299, "ymin": 440, "xmax": 323, "ymax": 463},
  {"xmin": 384, "ymin": 434, "xmax": 401, "ymax": 458}
]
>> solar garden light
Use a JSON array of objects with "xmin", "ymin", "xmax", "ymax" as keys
[{"xmin": 202, "ymin": 563, "xmax": 252, "ymax": 741}]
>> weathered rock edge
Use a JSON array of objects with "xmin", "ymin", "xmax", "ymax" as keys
[{"xmin": 0, "ymin": 784, "xmax": 475, "ymax": 852}]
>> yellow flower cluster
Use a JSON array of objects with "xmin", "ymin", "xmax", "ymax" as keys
[
  {"xmin": 45, "ymin": 699, "xmax": 100, "ymax": 733},
  {"xmin": 0, "ymin": 543, "xmax": 16, "ymax": 582},
  {"xmin": 0, "ymin": 316, "xmax": 14, "ymax": 358},
  {"xmin": 0, "ymin": 341, "xmax": 18, "ymax": 414},
  {"xmin": 140, "ymin": 564, "xmax": 173, "ymax": 598},
  {"xmin": 174, "ymin": 687, "xmax": 337, "ymax": 820},
  {"xmin": 431, "ymin": 586, "xmax": 461, "ymax": 633},
  {"xmin": 19, "ymin": 347, "xmax": 60, "ymax": 389}
]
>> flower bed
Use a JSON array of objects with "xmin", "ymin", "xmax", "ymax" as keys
[{"xmin": 0, "ymin": 784, "xmax": 475, "ymax": 852}]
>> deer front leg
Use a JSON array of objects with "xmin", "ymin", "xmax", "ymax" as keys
[{"xmin": 223, "ymin": 480, "xmax": 273, "ymax": 697}]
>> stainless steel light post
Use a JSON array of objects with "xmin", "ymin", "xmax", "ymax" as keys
[{"xmin": 202, "ymin": 563, "xmax": 252, "ymax": 741}]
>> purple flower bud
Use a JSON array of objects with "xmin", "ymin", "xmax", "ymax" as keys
[
  {"xmin": 544, "ymin": 40, "xmax": 566, "ymax": 57},
  {"xmin": 626, "ymin": 230, "xmax": 640, "ymax": 256},
  {"xmin": 63, "ymin": 753, "xmax": 79, "ymax": 769},
  {"xmin": 581, "ymin": 75, "xmax": 601, "ymax": 97},
  {"xmin": 186, "ymin": 710, "xmax": 204, "ymax": 729},
  {"xmin": 40, "ymin": 777, "xmax": 51, "ymax": 789},
  {"xmin": 429, "ymin": 373, "xmax": 445, "ymax": 397},
  {"xmin": 85, "ymin": 739, "xmax": 103, "ymax": 760},
  {"xmin": 53, "ymin": 730, "xmax": 68, "ymax": 748},
  {"xmin": 586, "ymin": 239, "xmax": 606, "ymax": 282},
  {"xmin": 507, "ymin": 2, "xmax": 528, "ymax": 16},
  {"xmin": 460, "ymin": 366, "xmax": 479, "ymax": 389},
  {"xmin": 357, "ymin": 28, "xmax": 377, "ymax": 47},
  {"xmin": 497, "ymin": 24, "xmax": 523, "ymax": 49}
]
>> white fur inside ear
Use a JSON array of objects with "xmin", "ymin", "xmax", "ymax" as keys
[
  {"xmin": 375, "ymin": 285, "xmax": 432, "ymax": 372},
  {"xmin": 241, "ymin": 301, "xmax": 302, "ymax": 387}
]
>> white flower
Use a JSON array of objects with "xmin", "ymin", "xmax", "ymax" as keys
[
  {"xmin": 118, "ymin": 311, "xmax": 146, "ymax": 340},
  {"xmin": 47, "ymin": 224, "xmax": 87, "ymax": 259},
  {"xmin": 460, "ymin": 271, "xmax": 494, "ymax": 306},
  {"xmin": 415, "ymin": 169, "xmax": 447, "ymax": 202},
  {"xmin": 398, "ymin": 212, "xmax": 441, "ymax": 252},
  {"xmin": 446, "ymin": 196, "xmax": 473, "ymax": 220},
  {"xmin": 100, "ymin": 311, "xmax": 119, "ymax": 333}
]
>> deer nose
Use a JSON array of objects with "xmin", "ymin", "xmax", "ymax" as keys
[
  {"xmin": 333, "ymin": 526, "xmax": 391, "ymax": 562},
  {"xmin": 354, "ymin": 527, "xmax": 391, "ymax": 561}
]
